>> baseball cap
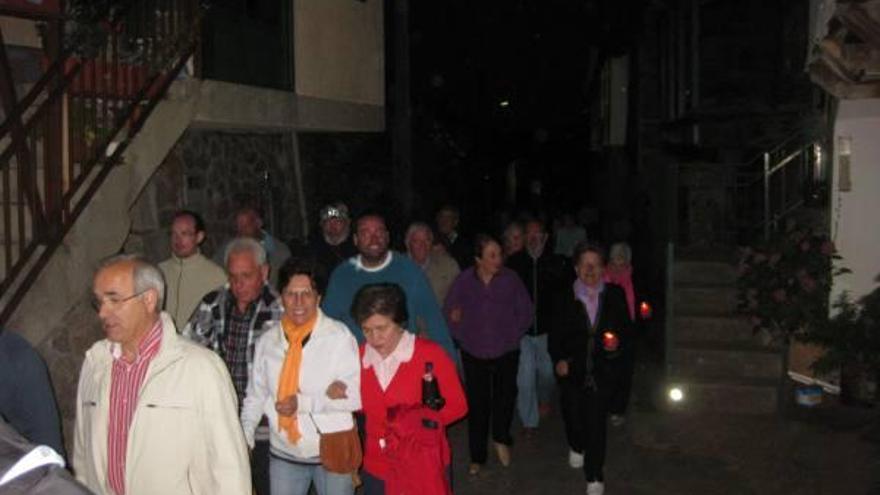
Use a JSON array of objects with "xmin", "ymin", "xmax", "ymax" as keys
[{"xmin": 320, "ymin": 203, "xmax": 349, "ymax": 222}]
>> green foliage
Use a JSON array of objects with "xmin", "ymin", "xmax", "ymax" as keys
[
  {"xmin": 736, "ymin": 228, "xmax": 848, "ymax": 342},
  {"xmin": 63, "ymin": 0, "xmax": 121, "ymax": 57},
  {"xmin": 802, "ymin": 289, "xmax": 880, "ymax": 379}
]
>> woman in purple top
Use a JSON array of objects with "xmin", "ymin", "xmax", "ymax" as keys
[{"xmin": 443, "ymin": 234, "xmax": 533, "ymax": 475}]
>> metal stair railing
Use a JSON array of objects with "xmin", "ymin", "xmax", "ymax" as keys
[
  {"xmin": 734, "ymin": 131, "xmax": 826, "ymax": 243},
  {"xmin": 0, "ymin": 0, "xmax": 207, "ymax": 326}
]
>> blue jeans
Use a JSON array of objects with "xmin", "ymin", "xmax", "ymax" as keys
[
  {"xmin": 268, "ymin": 455, "xmax": 353, "ymax": 495},
  {"xmin": 516, "ymin": 333, "xmax": 555, "ymax": 428}
]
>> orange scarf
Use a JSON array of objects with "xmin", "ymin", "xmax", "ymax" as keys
[{"xmin": 277, "ymin": 313, "xmax": 317, "ymax": 444}]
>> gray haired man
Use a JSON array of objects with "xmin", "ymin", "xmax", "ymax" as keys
[
  {"xmin": 74, "ymin": 255, "xmax": 249, "ymax": 494},
  {"xmin": 183, "ymin": 238, "xmax": 283, "ymax": 406},
  {"xmin": 405, "ymin": 222, "xmax": 460, "ymax": 305}
]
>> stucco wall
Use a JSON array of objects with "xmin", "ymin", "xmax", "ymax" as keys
[
  {"xmin": 0, "ymin": 16, "xmax": 41, "ymax": 48},
  {"xmin": 831, "ymin": 99, "xmax": 880, "ymax": 301},
  {"xmin": 294, "ymin": 0, "xmax": 385, "ymax": 106}
]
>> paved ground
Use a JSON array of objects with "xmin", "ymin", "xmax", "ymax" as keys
[{"xmin": 446, "ymin": 359, "xmax": 879, "ymax": 495}]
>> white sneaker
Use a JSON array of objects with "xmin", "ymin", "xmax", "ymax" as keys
[
  {"xmin": 568, "ymin": 449, "xmax": 584, "ymax": 468},
  {"xmin": 610, "ymin": 414, "xmax": 626, "ymax": 427},
  {"xmin": 586, "ymin": 481, "xmax": 605, "ymax": 495}
]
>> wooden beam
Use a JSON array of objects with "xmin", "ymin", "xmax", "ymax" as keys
[
  {"xmin": 809, "ymin": 58, "xmax": 880, "ymax": 99},
  {"xmin": 837, "ymin": 3, "xmax": 880, "ymax": 49}
]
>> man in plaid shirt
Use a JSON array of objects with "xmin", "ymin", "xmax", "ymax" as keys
[
  {"xmin": 183, "ymin": 237, "xmax": 282, "ymax": 494},
  {"xmin": 184, "ymin": 237, "xmax": 282, "ymax": 402}
]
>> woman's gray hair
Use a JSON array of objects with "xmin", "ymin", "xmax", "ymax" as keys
[
  {"xmin": 609, "ymin": 242, "xmax": 632, "ymax": 265},
  {"xmin": 404, "ymin": 222, "xmax": 433, "ymax": 244},
  {"xmin": 223, "ymin": 237, "xmax": 267, "ymax": 267},
  {"xmin": 97, "ymin": 254, "xmax": 166, "ymax": 310}
]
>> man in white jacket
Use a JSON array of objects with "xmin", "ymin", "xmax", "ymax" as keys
[{"xmin": 74, "ymin": 255, "xmax": 250, "ymax": 495}]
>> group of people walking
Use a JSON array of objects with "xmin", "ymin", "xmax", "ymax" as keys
[{"xmin": 1, "ymin": 201, "xmax": 646, "ymax": 495}]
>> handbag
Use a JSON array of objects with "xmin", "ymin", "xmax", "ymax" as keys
[{"xmin": 308, "ymin": 414, "xmax": 362, "ymax": 474}]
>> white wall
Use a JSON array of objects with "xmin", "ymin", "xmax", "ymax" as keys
[{"xmin": 831, "ymin": 99, "xmax": 880, "ymax": 302}]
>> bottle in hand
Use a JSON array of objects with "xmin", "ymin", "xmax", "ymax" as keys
[{"xmin": 421, "ymin": 362, "xmax": 446, "ymax": 411}]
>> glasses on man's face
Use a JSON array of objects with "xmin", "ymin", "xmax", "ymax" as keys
[{"xmin": 91, "ymin": 290, "xmax": 147, "ymax": 312}]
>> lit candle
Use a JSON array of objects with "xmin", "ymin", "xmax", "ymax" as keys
[
  {"xmin": 639, "ymin": 301, "xmax": 652, "ymax": 320},
  {"xmin": 602, "ymin": 331, "xmax": 619, "ymax": 351}
]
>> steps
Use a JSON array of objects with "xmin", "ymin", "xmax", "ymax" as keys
[
  {"xmin": 668, "ymin": 256, "xmax": 783, "ymax": 414},
  {"xmin": 665, "ymin": 376, "xmax": 780, "ymax": 414},
  {"xmin": 675, "ymin": 315, "xmax": 757, "ymax": 345},
  {"xmin": 670, "ymin": 343, "xmax": 781, "ymax": 380},
  {"xmin": 673, "ymin": 287, "xmax": 738, "ymax": 315}
]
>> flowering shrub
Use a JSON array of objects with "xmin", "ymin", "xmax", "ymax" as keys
[
  {"xmin": 801, "ymin": 291, "xmax": 880, "ymax": 376},
  {"xmin": 737, "ymin": 229, "xmax": 848, "ymax": 343}
]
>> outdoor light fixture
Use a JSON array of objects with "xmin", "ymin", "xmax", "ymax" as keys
[
  {"xmin": 499, "ymin": 100, "xmax": 510, "ymax": 108},
  {"xmin": 668, "ymin": 387, "xmax": 684, "ymax": 402},
  {"xmin": 838, "ymin": 136, "xmax": 852, "ymax": 192}
]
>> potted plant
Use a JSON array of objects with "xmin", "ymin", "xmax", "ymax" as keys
[{"xmin": 801, "ymin": 287, "xmax": 880, "ymax": 405}]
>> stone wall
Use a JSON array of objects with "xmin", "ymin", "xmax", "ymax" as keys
[
  {"xmin": 177, "ymin": 130, "xmax": 304, "ymax": 256},
  {"xmin": 127, "ymin": 129, "xmax": 310, "ymax": 261},
  {"xmin": 36, "ymin": 295, "xmax": 103, "ymax": 453},
  {"xmin": 126, "ymin": 130, "xmax": 391, "ymax": 261},
  {"xmin": 125, "ymin": 147, "xmax": 187, "ymax": 262}
]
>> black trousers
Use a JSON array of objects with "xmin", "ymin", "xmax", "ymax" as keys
[
  {"xmin": 559, "ymin": 379, "xmax": 611, "ymax": 482},
  {"xmin": 461, "ymin": 349, "xmax": 520, "ymax": 464},
  {"xmin": 252, "ymin": 439, "xmax": 270, "ymax": 495},
  {"xmin": 608, "ymin": 344, "xmax": 635, "ymax": 415}
]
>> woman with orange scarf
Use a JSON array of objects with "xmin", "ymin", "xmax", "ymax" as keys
[{"xmin": 241, "ymin": 257, "xmax": 361, "ymax": 495}]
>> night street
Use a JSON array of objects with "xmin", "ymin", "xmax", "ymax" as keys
[
  {"xmin": 448, "ymin": 359, "xmax": 879, "ymax": 494},
  {"xmin": 3, "ymin": 1, "xmax": 880, "ymax": 494}
]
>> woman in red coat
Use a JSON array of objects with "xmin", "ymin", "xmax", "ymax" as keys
[{"xmin": 351, "ymin": 283, "xmax": 467, "ymax": 495}]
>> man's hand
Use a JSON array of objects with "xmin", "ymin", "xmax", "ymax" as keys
[
  {"xmin": 275, "ymin": 395, "xmax": 298, "ymax": 417},
  {"xmin": 449, "ymin": 307, "xmax": 462, "ymax": 324},
  {"xmin": 326, "ymin": 380, "xmax": 348, "ymax": 400},
  {"xmin": 555, "ymin": 361, "xmax": 569, "ymax": 377}
]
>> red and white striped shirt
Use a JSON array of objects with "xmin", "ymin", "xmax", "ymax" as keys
[{"xmin": 107, "ymin": 320, "xmax": 163, "ymax": 495}]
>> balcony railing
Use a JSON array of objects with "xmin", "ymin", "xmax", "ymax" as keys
[{"xmin": 0, "ymin": 0, "xmax": 205, "ymax": 325}]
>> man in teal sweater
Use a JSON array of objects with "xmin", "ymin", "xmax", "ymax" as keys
[{"xmin": 322, "ymin": 213, "xmax": 457, "ymax": 359}]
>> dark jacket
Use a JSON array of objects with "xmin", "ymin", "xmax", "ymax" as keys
[
  {"xmin": 0, "ymin": 419, "xmax": 91, "ymax": 494},
  {"xmin": 305, "ymin": 234, "xmax": 357, "ymax": 276},
  {"xmin": 548, "ymin": 283, "xmax": 633, "ymax": 389},
  {"xmin": 440, "ymin": 232, "xmax": 472, "ymax": 269},
  {"xmin": 0, "ymin": 330, "xmax": 64, "ymax": 457},
  {"xmin": 506, "ymin": 250, "xmax": 571, "ymax": 335}
]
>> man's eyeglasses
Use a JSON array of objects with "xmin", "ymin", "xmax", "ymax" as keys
[{"xmin": 91, "ymin": 290, "xmax": 147, "ymax": 311}]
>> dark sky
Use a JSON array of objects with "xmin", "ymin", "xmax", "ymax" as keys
[
  {"xmin": 407, "ymin": 0, "xmax": 645, "ymax": 219},
  {"xmin": 411, "ymin": 0, "xmax": 643, "ymax": 134}
]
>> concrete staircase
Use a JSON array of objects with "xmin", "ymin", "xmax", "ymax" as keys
[
  {"xmin": 667, "ymin": 256, "xmax": 783, "ymax": 414},
  {"xmin": 3, "ymin": 78, "xmax": 202, "ymax": 346}
]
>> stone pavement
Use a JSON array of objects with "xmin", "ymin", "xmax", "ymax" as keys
[{"xmin": 445, "ymin": 364, "xmax": 879, "ymax": 494}]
